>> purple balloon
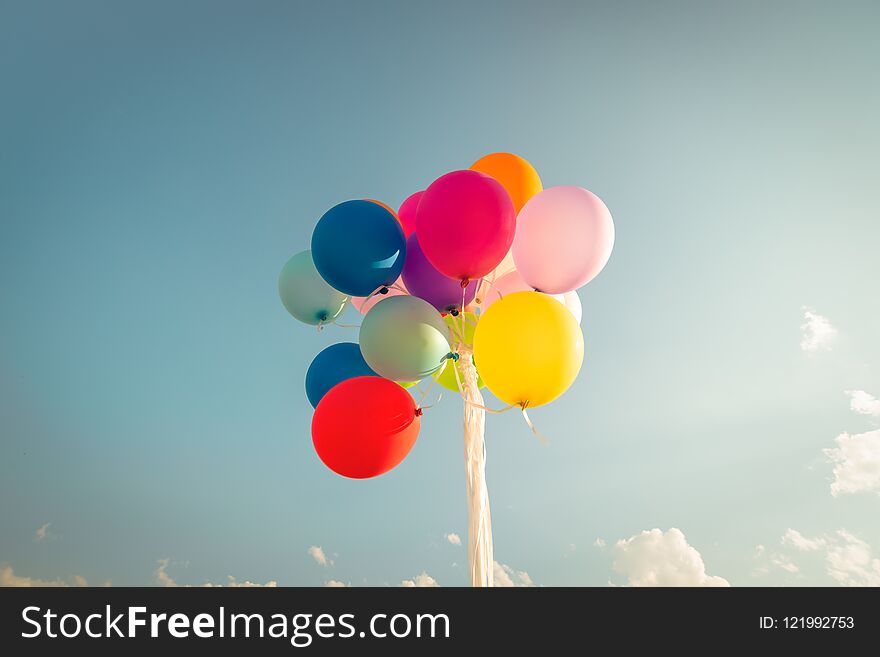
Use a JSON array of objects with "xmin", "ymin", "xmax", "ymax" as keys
[{"xmin": 402, "ymin": 234, "xmax": 478, "ymax": 312}]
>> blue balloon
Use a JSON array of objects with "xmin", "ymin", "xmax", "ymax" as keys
[
  {"xmin": 311, "ymin": 200, "xmax": 406, "ymax": 296},
  {"xmin": 305, "ymin": 342, "xmax": 378, "ymax": 408}
]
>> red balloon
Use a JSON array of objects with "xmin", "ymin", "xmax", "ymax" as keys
[
  {"xmin": 311, "ymin": 376, "xmax": 420, "ymax": 479},
  {"xmin": 397, "ymin": 191, "xmax": 423, "ymax": 238},
  {"xmin": 416, "ymin": 170, "xmax": 516, "ymax": 281}
]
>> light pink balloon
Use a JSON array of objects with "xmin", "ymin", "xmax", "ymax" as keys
[
  {"xmin": 479, "ymin": 269, "xmax": 566, "ymax": 313},
  {"xmin": 351, "ymin": 277, "xmax": 408, "ymax": 315},
  {"xmin": 512, "ymin": 186, "xmax": 614, "ymax": 294}
]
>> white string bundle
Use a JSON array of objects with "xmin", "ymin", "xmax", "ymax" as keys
[{"xmin": 458, "ymin": 346, "xmax": 494, "ymax": 587}]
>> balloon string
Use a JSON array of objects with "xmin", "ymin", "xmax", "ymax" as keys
[
  {"xmin": 458, "ymin": 283, "xmax": 467, "ymax": 343},
  {"xmin": 464, "ymin": 399, "xmax": 516, "ymax": 414},
  {"xmin": 477, "ymin": 277, "xmax": 504, "ymax": 310},
  {"xmin": 362, "ymin": 284, "xmax": 391, "ymax": 305},
  {"xmin": 456, "ymin": 365, "xmax": 515, "ymax": 411},
  {"xmin": 520, "ymin": 404, "xmax": 550, "ymax": 445},
  {"xmin": 330, "ymin": 320, "xmax": 361, "ymax": 329},
  {"xmin": 415, "ymin": 372, "xmax": 439, "ymax": 410},
  {"xmin": 450, "ymin": 350, "xmax": 465, "ymax": 395},
  {"xmin": 390, "ymin": 283, "xmax": 407, "ymax": 293},
  {"xmin": 474, "ymin": 269, "xmax": 500, "ymax": 306},
  {"xmin": 447, "ymin": 319, "xmax": 466, "ymax": 345}
]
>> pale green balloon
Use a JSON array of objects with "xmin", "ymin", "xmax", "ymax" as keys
[
  {"xmin": 278, "ymin": 250, "xmax": 347, "ymax": 325},
  {"xmin": 359, "ymin": 295, "xmax": 451, "ymax": 381}
]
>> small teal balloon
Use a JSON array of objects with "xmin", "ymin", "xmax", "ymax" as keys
[
  {"xmin": 359, "ymin": 295, "xmax": 451, "ymax": 381},
  {"xmin": 305, "ymin": 343, "xmax": 378, "ymax": 408},
  {"xmin": 311, "ymin": 200, "xmax": 406, "ymax": 296},
  {"xmin": 278, "ymin": 250, "xmax": 347, "ymax": 325}
]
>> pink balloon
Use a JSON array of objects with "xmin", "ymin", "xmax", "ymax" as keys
[
  {"xmin": 512, "ymin": 186, "xmax": 614, "ymax": 294},
  {"xmin": 351, "ymin": 277, "xmax": 408, "ymax": 315},
  {"xmin": 397, "ymin": 191, "xmax": 423, "ymax": 238},
  {"xmin": 416, "ymin": 170, "xmax": 516, "ymax": 281},
  {"xmin": 479, "ymin": 269, "xmax": 565, "ymax": 312}
]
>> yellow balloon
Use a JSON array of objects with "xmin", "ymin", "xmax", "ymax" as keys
[{"xmin": 473, "ymin": 291, "xmax": 583, "ymax": 407}]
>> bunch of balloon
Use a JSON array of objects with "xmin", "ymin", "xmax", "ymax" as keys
[{"xmin": 278, "ymin": 153, "xmax": 614, "ymax": 587}]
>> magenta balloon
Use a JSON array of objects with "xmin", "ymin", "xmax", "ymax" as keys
[
  {"xmin": 512, "ymin": 186, "xmax": 614, "ymax": 294},
  {"xmin": 351, "ymin": 277, "xmax": 408, "ymax": 315},
  {"xmin": 416, "ymin": 170, "xmax": 516, "ymax": 281},
  {"xmin": 401, "ymin": 234, "xmax": 478, "ymax": 312},
  {"xmin": 397, "ymin": 191, "xmax": 423, "ymax": 238}
]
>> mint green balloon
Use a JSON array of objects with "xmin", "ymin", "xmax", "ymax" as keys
[
  {"xmin": 278, "ymin": 250, "xmax": 347, "ymax": 325},
  {"xmin": 359, "ymin": 295, "xmax": 451, "ymax": 381}
]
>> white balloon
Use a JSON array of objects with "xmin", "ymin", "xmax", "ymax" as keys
[{"xmin": 563, "ymin": 291, "xmax": 582, "ymax": 324}]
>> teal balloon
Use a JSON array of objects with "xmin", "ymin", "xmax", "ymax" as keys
[
  {"xmin": 305, "ymin": 342, "xmax": 378, "ymax": 408},
  {"xmin": 278, "ymin": 250, "xmax": 347, "ymax": 325},
  {"xmin": 359, "ymin": 295, "xmax": 451, "ymax": 381},
  {"xmin": 311, "ymin": 200, "xmax": 406, "ymax": 296}
]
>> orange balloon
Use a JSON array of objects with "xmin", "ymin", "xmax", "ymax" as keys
[
  {"xmin": 469, "ymin": 152, "xmax": 542, "ymax": 214},
  {"xmin": 365, "ymin": 199, "xmax": 399, "ymax": 222}
]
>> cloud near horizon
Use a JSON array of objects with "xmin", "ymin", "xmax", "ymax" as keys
[
  {"xmin": 611, "ymin": 528, "xmax": 729, "ymax": 586},
  {"xmin": 1, "ymin": 564, "xmax": 87, "ymax": 588},
  {"xmin": 776, "ymin": 529, "xmax": 880, "ymax": 586},
  {"xmin": 154, "ymin": 559, "xmax": 277, "ymax": 587}
]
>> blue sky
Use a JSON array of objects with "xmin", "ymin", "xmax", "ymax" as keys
[{"xmin": 2, "ymin": 0, "xmax": 879, "ymax": 587}]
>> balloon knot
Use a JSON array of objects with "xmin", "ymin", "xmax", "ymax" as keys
[
  {"xmin": 379, "ymin": 286, "xmax": 390, "ymax": 295},
  {"xmin": 460, "ymin": 278, "xmax": 469, "ymax": 288},
  {"xmin": 414, "ymin": 407, "xmax": 424, "ymax": 417},
  {"xmin": 450, "ymin": 308, "xmax": 460, "ymax": 317},
  {"xmin": 448, "ymin": 352, "xmax": 460, "ymax": 362}
]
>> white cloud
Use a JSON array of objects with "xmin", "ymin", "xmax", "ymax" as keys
[
  {"xmin": 771, "ymin": 555, "xmax": 800, "ymax": 574},
  {"xmin": 846, "ymin": 390, "xmax": 880, "ymax": 418},
  {"xmin": 800, "ymin": 307, "xmax": 837, "ymax": 352},
  {"xmin": 773, "ymin": 529, "xmax": 880, "ymax": 586},
  {"xmin": 825, "ymin": 530, "xmax": 880, "ymax": 587},
  {"xmin": 154, "ymin": 559, "xmax": 276, "ymax": 587},
  {"xmin": 752, "ymin": 544, "xmax": 803, "ymax": 577},
  {"xmin": 493, "ymin": 562, "xmax": 534, "ymax": 587},
  {"xmin": 308, "ymin": 545, "xmax": 331, "ymax": 567},
  {"xmin": 325, "ymin": 580, "xmax": 348, "ymax": 587},
  {"xmin": 782, "ymin": 528, "xmax": 827, "ymax": 551},
  {"xmin": 0, "ymin": 564, "xmax": 86, "ymax": 588},
  {"xmin": 593, "ymin": 538, "xmax": 606, "ymax": 548},
  {"xmin": 823, "ymin": 429, "xmax": 880, "ymax": 496},
  {"xmin": 401, "ymin": 572, "xmax": 439, "ymax": 587},
  {"xmin": 611, "ymin": 528, "xmax": 729, "ymax": 587},
  {"xmin": 216, "ymin": 577, "xmax": 278, "ymax": 588},
  {"xmin": 445, "ymin": 533, "xmax": 462, "ymax": 546},
  {"xmin": 34, "ymin": 523, "xmax": 51, "ymax": 542},
  {"xmin": 154, "ymin": 558, "xmax": 177, "ymax": 587}
]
